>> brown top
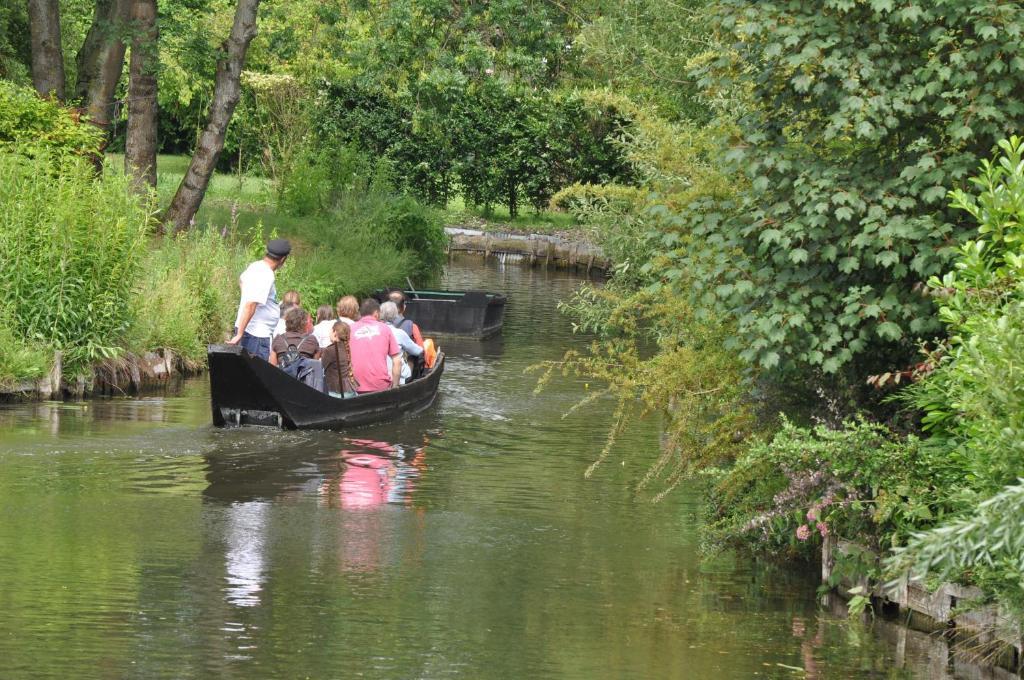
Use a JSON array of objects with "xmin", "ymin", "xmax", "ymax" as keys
[
  {"xmin": 321, "ymin": 340, "xmax": 358, "ymax": 394},
  {"xmin": 271, "ymin": 331, "xmax": 318, "ymax": 361}
]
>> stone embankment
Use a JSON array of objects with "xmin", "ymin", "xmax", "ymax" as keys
[
  {"xmin": 0, "ymin": 349, "xmax": 202, "ymax": 402},
  {"xmin": 445, "ymin": 227, "xmax": 609, "ymax": 274}
]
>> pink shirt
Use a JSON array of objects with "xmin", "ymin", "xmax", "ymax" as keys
[{"xmin": 349, "ymin": 316, "xmax": 400, "ymax": 393}]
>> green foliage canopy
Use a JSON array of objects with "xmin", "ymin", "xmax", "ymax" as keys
[
  {"xmin": 674, "ymin": 0, "xmax": 1024, "ymax": 374},
  {"xmin": 315, "ymin": 78, "xmax": 633, "ymax": 215}
]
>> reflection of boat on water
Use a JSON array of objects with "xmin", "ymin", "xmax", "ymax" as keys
[
  {"xmin": 207, "ymin": 344, "xmax": 445, "ymax": 430},
  {"xmin": 202, "ymin": 436, "xmax": 426, "ymax": 506},
  {"xmin": 318, "ymin": 439, "xmax": 426, "ymax": 510}
]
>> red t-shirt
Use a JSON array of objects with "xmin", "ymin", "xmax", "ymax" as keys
[{"xmin": 349, "ymin": 316, "xmax": 400, "ymax": 393}]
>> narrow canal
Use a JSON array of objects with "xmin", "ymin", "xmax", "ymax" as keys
[{"xmin": 0, "ymin": 257, "xmax": 953, "ymax": 678}]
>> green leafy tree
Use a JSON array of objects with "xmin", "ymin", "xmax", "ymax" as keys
[{"xmin": 676, "ymin": 0, "xmax": 1024, "ymax": 374}]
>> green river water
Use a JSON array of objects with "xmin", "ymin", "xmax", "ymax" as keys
[{"xmin": 0, "ymin": 257, "xmax": 977, "ymax": 678}]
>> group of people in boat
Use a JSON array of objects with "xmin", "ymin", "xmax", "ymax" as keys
[{"xmin": 227, "ymin": 238, "xmax": 435, "ymax": 398}]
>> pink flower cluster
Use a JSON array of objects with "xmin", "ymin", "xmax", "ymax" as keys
[{"xmin": 795, "ymin": 521, "xmax": 829, "ymax": 541}]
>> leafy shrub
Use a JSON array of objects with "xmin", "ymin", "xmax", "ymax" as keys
[
  {"xmin": 549, "ymin": 182, "xmax": 648, "ymax": 215},
  {"xmin": 226, "ymin": 72, "xmax": 309, "ymax": 179},
  {"xmin": 277, "ymin": 143, "xmax": 374, "ymax": 217},
  {"xmin": 277, "ymin": 142, "xmax": 444, "ymax": 281},
  {"xmin": 704, "ymin": 418, "xmax": 957, "ymax": 559},
  {"xmin": 901, "ymin": 137, "xmax": 1024, "ymax": 494},
  {"xmin": 676, "ymin": 0, "xmax": 1024, "ymax": 374},
  {"xmin": 883, "ymin": 139, "xmax": 1024, "ymax": 612},
  {"xmin": 0, "ymin": 151, "xmax": 149, "ymax": 372},
  {"xmin": 0, "ymin": 80, "xmax": 104, "ymax": 156},
  {"xmin": 276, "ymin": 220, "xmax": 415, "ymax": 306},
  {"xmin": 382, "ymin": 195, "xmax": 446, "ymax": 278}
]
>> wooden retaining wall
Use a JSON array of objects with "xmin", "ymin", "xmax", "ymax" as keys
[
  {"xmin": 823, "ymin": 536, "xmax": 1022, "ymax": 673},
  {"xmin": 445, "ymin": 227, "xmax": 610, "ymax": 274}
]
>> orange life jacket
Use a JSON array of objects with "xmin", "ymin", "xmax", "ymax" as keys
[{"xmin": 423, "ymin": 339, "xmax": 438, "ymax": 368}]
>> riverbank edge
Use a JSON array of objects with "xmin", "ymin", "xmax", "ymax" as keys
[
  {"xmin": 0, "ymin": 349, "xmax": 204, "ymax": 402},
  {"xmin": 444, "ymin": 226, "xmax": 610, "ymax": 273},
  {"xmin": 823, "ymin": 536, "xmax": 1023, "ymax": 674}
]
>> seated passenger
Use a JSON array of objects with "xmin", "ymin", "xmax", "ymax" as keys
[
  {"xmin": 336, "ymin": 295, "xmax": 359, "ymax": 326},
  {"xmin": 321, "ymin": 321, "xmax": 359, "ymax": 398},
  {"xmin": 387, "ymin": 290, "xmax": 424, "ymax": 347},
  {"xmin": 270, "ymin": 306, "xmax": 319, "ymax": 367},
  {"xmin": 350, "ymin": 298, "xmax": 401, "ymax": 393},
  {"xmin": 312, "ymin": 304, "xmax": 336, "ymax": 349},
  {"xmin": 380, "ymin": 301, "xmax": 424, "ymax": 384},
  {"xmin": 274, "ymin": 290, "xmax": 302, "ymax": 338},
  {"xmin": 273, "ymin": 301, "xmax": 295, "ymax": 340}
]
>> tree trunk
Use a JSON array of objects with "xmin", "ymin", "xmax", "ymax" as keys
[
  {"xmin": 74, "ymin": 0, "xmax": 130, "ymax": 140},
  {"xmin": 508, "ymin": 179, "xmax": 518, "ymax": 219},
  {"xmin": 163, "ymin": 0, "xmax": 260, "ymax": 233},
  {"xmin": 125, "ymin": 0, "xmax": 158, "ymax": 191},
  {"xmin": 27, "ymin": 0, "xmax": 65, "ymax": 99}
]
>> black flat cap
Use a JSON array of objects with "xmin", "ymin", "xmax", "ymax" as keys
[{"xmin": 266, "ymin": 238, "xmax": 291, "ymax": 259}]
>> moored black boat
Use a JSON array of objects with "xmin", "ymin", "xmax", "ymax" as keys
[
  {"xmin": 374, "ymin": 289, "xmax": 506, "ymax": 339},
  {"xmin": 207, "ymin": 344, "xmax": 445, "ymax": 430}
]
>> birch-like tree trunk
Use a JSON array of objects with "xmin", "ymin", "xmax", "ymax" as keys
[
  {"xmin": 74, "ymin": 0, "xmax": 130, "ymax": 139},
  {"xmin": 125, "ymin": 0, "xmax": 158, "ymax": 191},
  {"xmin": 27, "ymin": 0, "xmax": 65, "ymax": 99},
  {"xmin": 163, "ymin": 0, "xmax": 260, "ymax": 232}
]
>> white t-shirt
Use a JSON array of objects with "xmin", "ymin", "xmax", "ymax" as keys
[
  {"xmin": 312, "ymin": 319, "xmax": 336, "ymax": 348},
  {"xmin": 386, "ymin": 326, "xmax": 422, "ymax": 384},
  {"xmin": 235, "ymin": 260, "xmax": 279, "ymax": 338}
]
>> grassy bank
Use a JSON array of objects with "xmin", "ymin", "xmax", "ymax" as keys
[
  {"xmin": 441, "ymin": 195, "xmax": 579, "ymax": 236},
  {"xmin": 0, "ymin": 120, "xmax": 441, "ymax": 390},
  {"xmin": 129, "ymin": 153, "xmax": 434, "ymax": 305}
]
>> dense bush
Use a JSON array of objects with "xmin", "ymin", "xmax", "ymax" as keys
[
  {"xmin": 276, "ymin": 218, "xmax": 419, "ymax": 305},
  {"xmin": 702, "ymin": 139, "xmax": 1024, "ymax": 618},
  {"xmin": 313, "ymin": 79, "xmax": 634, "ymax": 216},
  {"xmin": 276, "ymin": 141, "xmax": 443, "ymax": 281},
  {"xmin": 277, "ymin": 143, "xmax": 375, "ymax": 217},
  {"xmin": 0, "ymin": 151, "xmax": 149, "ymax": 373},
  {"xmin": 703, "ymin": 418, "xmax": 957, "ymax": 560}
]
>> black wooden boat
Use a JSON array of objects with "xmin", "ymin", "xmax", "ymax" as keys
[
  {"xmin": 207, "ymin": 344, "xmax": 445, "ymax": 430},
  {"xmin": 375, "ymin": 289, "xmax": 506, "ymax": 339}
]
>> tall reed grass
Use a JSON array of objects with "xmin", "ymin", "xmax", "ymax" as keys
[
  {"xmin": 128, "ymin": 229, "xmax": 251, "ymax": 362},
  {"xmin": 0, "ymin": 151, "xmax": 150, "ymax": 373}
]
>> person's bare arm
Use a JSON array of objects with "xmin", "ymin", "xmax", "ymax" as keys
[
  {"xmin": 390, "ymin": 352, "xmax": 401, "ymax": 388},
  {"xmin": 269, "ymin": 349, "xmax": 279, "ymax": 366},
  {"xmin": 228, "ymin": 302, "xmax": 257, "ymax": 344}
]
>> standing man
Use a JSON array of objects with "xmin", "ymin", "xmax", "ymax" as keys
[
  {"xmin": 349, "ymin": 298, "xmax": 402, "ymax": 393},
  {"xmin": 228, "ymin": 238, "xmax": 291, "ymax": 360}
]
